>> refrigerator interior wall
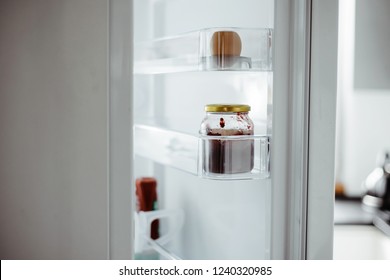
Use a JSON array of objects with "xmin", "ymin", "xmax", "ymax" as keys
[{"xmin": 134, "ymin": 0, "xmax": 274, "ymax": 259}]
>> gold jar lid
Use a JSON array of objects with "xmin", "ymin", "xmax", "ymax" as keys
[{"xmin": 205, "ymin": 104, "xmax": 251, "ymax": 113}]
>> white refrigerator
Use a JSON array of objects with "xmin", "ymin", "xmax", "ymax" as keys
[{"xmin": 109, "ymin": 0, "xmax": 338, "ymax": 260}]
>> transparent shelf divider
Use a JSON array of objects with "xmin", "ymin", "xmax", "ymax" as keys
[
  {"xmin": 134, "ymin": 27, "xmax": 273, "ymax": 74},
  {"xmin": 134, "ymin": 124, "xmax": 270, "ymax": 180}
]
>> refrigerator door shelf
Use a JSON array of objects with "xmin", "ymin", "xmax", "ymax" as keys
[
  {"xmin": 134, "ymin": 209, "xmax": 185, "ymax": 260},
  {"xmin": 134, "ymin": 27, "xmax": 273, "ymax": 74},
  {"xmin": 134, "ymin": 124, "xmax": 270, "ymax": 180}
]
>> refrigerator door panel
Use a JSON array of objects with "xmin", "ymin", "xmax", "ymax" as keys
[
  {"xmin": 135, "ymin": 0, "xmax": 273, "ymax": 40},
  {"xmin": 163, "ymin": 169, "xmax": 271, "ymax": 259},
  {"xmin": 133, "ymin": 0, "xmax": 273, "ymax": 260}
]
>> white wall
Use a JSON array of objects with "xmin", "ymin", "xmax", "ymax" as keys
[
  {"xmin": 336, "ymin": 0, "xmax": 390, "ymax": 196},
  {"xmin": 0, "ymin": 0, "xmax": 109, "ymax": 259}
]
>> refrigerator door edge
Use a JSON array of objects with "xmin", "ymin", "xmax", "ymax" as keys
[
  {"xmin": 108, "ymin": 0, "xmax": 134, "ymax": 260},
  {"xmin": 306, "ymin": 0, "xmax": 338, "ymax": 259}
]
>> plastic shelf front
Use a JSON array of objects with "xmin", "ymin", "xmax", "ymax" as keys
[
  {"xmin": 134, "ymin": 124, "xmax": 270, "ymax": 180},
  {"xmin": 134, "ymin": 27, "xmax": 273, "ymax": 74}
]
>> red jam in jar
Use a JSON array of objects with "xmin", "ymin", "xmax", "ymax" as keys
[{"xmin": 200, "ymin": 104, "xmax": 254, "ymax": 174}]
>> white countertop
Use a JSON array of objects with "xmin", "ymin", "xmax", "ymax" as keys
[{"xmin": 333, "ymin": 225, "xmax": 390, "ymax": 259}]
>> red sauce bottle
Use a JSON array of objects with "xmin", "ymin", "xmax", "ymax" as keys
[{"xmin": 135, "ymin": 177, "xmax": 159, "ymax": 240}]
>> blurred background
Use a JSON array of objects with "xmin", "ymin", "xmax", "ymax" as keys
[{"xmin": 333, "ymin": 0, "xmax": 390, "ymax": 259}]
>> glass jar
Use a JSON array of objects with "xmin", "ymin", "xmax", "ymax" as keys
[{"xmin": 200, "ymin": 104, "xmax": 254, "ymax": 174}]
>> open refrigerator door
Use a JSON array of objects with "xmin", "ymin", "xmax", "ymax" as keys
[
  {"xmin": 107, "ymin": 0, "xmax": 338, "ymax": 260},
  {"xmin": 133, "ymin": 0, "xmax": 274, "ymax": 260}
]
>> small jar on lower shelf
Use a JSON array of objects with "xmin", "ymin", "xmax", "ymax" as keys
[{"xmin": 199, "ymin": 104, "xmax": 254, "ymax": 175}]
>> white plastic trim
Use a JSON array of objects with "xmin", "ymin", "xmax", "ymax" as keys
[
  {"xmin": 306, "ymin": 0, "xmax": 338, "ymax": 259},
  {"xmin": 108, "ymin": 0, "xmax": 133, "ymax": 259}
]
